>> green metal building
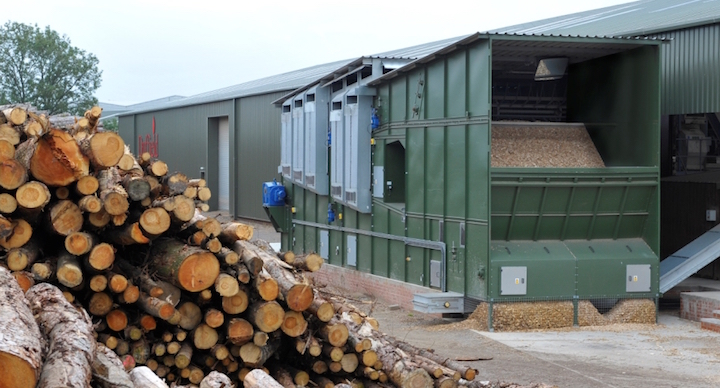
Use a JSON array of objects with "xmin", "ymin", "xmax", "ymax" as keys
[
  {"xmin": 274, "ymin": 33, "xmax": 663, "ymax": 320},
  {"xmin": 492, "ymin": 0, "xmax": 720, "ymax": 285}
]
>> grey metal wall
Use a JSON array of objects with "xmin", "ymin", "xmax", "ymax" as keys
[
  {"xmin": 653, "ymin": 23, "xmax": 720, "ymax": 115},
  {"xmin": 235, "ymin": 92, "xmax": 286, "ymax": 220},
  {"xmin": 118, "ymin": 93, "xmax": 286, "ymax": 220}
]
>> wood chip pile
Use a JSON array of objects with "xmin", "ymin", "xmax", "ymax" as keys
[
  {"xmin": 441, "ymin": 299, "xmax": 656, "ymax": 332},
  {"xmin": 0, "ymin": 104, "xmax": 486, "ymax": 388},
  {"xmin": 491, "ymin": 123, "xmax": 605, "ymax": 168}
]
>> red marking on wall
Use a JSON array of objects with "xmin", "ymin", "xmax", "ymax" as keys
[{"xmin": 139, "ymin": 117, "xmax": 159, "ymax": 157}]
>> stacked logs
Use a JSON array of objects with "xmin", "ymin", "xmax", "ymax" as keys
[{"xmin": 0, "ymin": 104, "xmax": 479, "ymax": 388}]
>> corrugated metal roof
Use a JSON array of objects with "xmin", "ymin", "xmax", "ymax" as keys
[
  {"xmin": 119, "ymin": 60, "xmax": 353, "ymax": 116},
  {"xmin": 101, "ymin": 95, "xmax": 186, "ymax": 119},
  {"xmin": 367, "ymin": 34, "xmax": 472, "ymax": 58},
  {"xmin": 120, "ymin": 35, "xmax": 471, "ymax": 116},
  {"xmin": 368, "ymin": 32, "xmax": 661, "ymax": 86},
  {"xmin": 491, "ymin": 0, "xmax": 720, "ymax": 37}
]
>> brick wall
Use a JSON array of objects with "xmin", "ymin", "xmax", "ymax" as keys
[
  {"xmin": 681, "ymin": 291, "xmax": 720, "ymax": 321},
  {"xmin": 308, "ymin": 264, "xmax": 434, "ymax": 311}
]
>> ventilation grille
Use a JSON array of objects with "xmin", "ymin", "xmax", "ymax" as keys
[
  {"xmin": 282, "ymin": 165, "xmax": 291, "ymax": 176},
  {"xmin": 305, "ymin": 175, "xmax": 315, "ymax": 186},
  {"xmin": 345, "ymin": 191, "xmax": 356, "ymax": 203},
  {"xmin": 331, "ymin": 185, "xmax": 343, "ymax": 197},
  {"xmin": 293, "ymin": 170, "xmax": 303, "ymax": 181}
]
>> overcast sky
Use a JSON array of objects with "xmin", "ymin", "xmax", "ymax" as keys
[{"xmin": 6, "ymin": 0, "xmax": 633, "ymax": 105}]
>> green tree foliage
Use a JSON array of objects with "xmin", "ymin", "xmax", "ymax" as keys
[
  {"xmin": 103, "ymin": 117, "xmax": 118, "ymax": 132},
  {"xmin": 0, "ymin": 21, "xmax": 102, "ymax": 115}
]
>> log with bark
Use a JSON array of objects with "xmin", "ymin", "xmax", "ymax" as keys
[
  {"xmin": 26, "ymin": 283, "xmax": 95, "ymax": 388},
  {"xmin": 239, "ymin": 241, "xmax": 315, "ymax": 312},
  {"xmin": 149, "ymin": 238, "xmax": 220, "ymax": 292},
  {"xmin": 0, "ymin": 267, "xmax": 44, "ymax": 388}
]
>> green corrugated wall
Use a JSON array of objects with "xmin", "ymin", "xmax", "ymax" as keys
[{"xmin": 653, "ymin": 23, "xmax": 720, "ymax": 115}]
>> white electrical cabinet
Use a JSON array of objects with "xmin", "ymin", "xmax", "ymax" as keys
[
  {"xmin": 303, "ymin": 86, "xmax": 330, "ymax": 195},
  {"xmin": 330, "ymin": 93, "xmax": 345, "ymax": 202},
  {"xmin": 292, "ymin": 94, "xmax": 304, "ymax": 184},
  {"xmin": 341, "ymin": 87, "xmax": 374, "ymax": 213},
  {"xmin": 280, "ymin": 99, "xmax": 293, "ymax": 179}
]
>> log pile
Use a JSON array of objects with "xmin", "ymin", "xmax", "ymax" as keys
[{"xmin": 0, "ymin": 105, "xmax": 483, "ymax": 388}]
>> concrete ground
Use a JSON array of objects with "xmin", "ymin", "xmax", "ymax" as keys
[
  {"xmin": 366, "ymin": 302, "xmax": 720, "ymax": 388},
  {"xmin": 229, "ymin": 217, "xmax": 720, "ymax": 387}
]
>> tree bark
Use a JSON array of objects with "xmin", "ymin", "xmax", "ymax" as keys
[
  {"xmin": 0, "ymin": 267, "xmax": 44, "ymax": 388},
  {"xmin": 244, "ymin": 369, "xmax": 284, "ymax": 388},
  {"xmin": 26, "ymin": 283, "xmax": 95, "ymax": 388},
  {"xmin": 173, "ymin": 342, "xmax": 193, "ymax": 369},
  {"xmin": 394, "ymin": 342, "xmax": 477, "ymax": 381},
  {"xmin": 98, "ymin": 167, "xmax": 129, "ymax": 216},
  {"xmin": 150, "ymin": 238, "xmax": 220, "ymax": 292},
  {"xmin": 137, "ymin": 293, "xmax": 176, "ymax": 320},
  {"xmin": 128, "ymin": 366, "xmax": 169, "ymax": 388},
  {"xmin": 233, "ymin": 240, "xmax": 264, "ymax": 277},
  {"xmin": 123, "ymin": 176, "xmax": 151, "ymax": 202},
  {"xmin": 92, "ymin": 343, "xmax": 134, "ymax": 388},
  {"xmin": 200, "ymin": 371, "xmax": 235, "ymax": 388}
]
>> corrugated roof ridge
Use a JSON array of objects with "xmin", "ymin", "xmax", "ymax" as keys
[{"xmin": 490, "ymin": 0, "xmax": 720, "ymax": 37}]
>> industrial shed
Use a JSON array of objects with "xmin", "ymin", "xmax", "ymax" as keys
[
  {"xmin": 272, "ymin": 32, "xmax": 664, "ymax": 326},
  {"xmin": 492, "ymin": 0, "xmax": 720, "ymax": 285},
  {"xmin": 117, "ymin": 36, "xmax": 467, "ymax": 220}
]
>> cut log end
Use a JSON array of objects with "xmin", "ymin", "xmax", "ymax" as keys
[
  {"xmin": 286, "ymin": 284, "xmax": 315, "ymax": 312},
  {"xmin": 0, "ymin": 352, "xmax": 38, "ymax": 388},
  {"xmin": 89, "ymin": 132, "xmax": 126, "ymax": 167},
  {"xmin": 49, "ymin": 200, "xmax": 83, "ymax": 236},
  {"xmin": 139, "ymin": 207, "xmax": 171, "ymax": 237},
  {"xmin": 16, "ymin": 181, "xmax": 50, "ymax": 210},
  {"xmin": 76, "ymin": 175, "xmax": 99, "ymax": 196},
  {"xmin": 103, "ymin": 192, "xmax": 129, "ymax": 216},
  {"xmin": 177, "ymin": 251, "xmax": 220, "ymax": 292}
]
